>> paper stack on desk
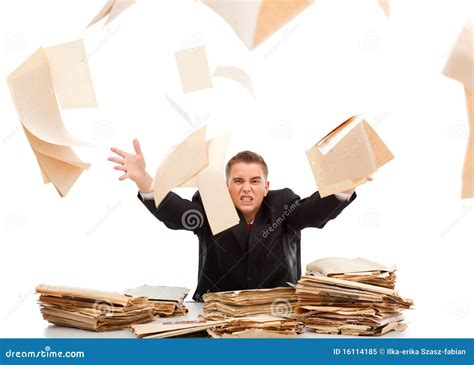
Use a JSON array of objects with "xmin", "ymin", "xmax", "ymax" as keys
[
  {"xmin": 295, "ymin": 258, "xmax": 413, "ymax": 336},
  {"xmin": 306, "ymin": 257, "xmax": 397, "ymax": 289},
  {"xmin": 207, "ymin": 315, "xmax": 304, "ymax": 338},
  {"xmin": 202, "ymin": 287, "xmax": 297, "ymax": 318},
  {"xmin": 36, "ymin": 284, "xmax": 154, "ymax": 332},
  {"xmin": 132, "ymin": 319, "xmax": 228, "ymax": 339},
  {"xmin": 124, "ymin": 285, "xmax": 189, "ymax": 317}
]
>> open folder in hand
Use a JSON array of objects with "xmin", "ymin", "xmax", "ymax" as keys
[{"xmin": 306, "ymin": 116, "xmax": 394, "ymax": 197}]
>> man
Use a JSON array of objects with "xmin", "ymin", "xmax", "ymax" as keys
[{"xmin": 109, "ymin": 139, "xmax": 365, "ymax": 301}]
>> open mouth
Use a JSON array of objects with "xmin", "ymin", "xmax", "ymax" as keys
[{"xmin": 240, "ymin": 195, "xmax": 253, "ymax": 203}]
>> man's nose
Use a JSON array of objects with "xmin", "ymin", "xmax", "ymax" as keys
[{"xmin": 242, "ymin": 182, "xmax": 252, "ymax": 192}]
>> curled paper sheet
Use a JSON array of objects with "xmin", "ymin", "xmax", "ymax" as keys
[
  {"xmin": 306, "ymin": 116, "xmax": 394, "ymax": 198},
  {"xmin": 179, "ymin": 134, "xmax": 240, "ymax": 235},
  {"xmin": 213, "ymin": 66, "xmax": 255, "ymax": 97},
  {"xmin": 165, "ymin": 95, "xmax": 193, "ymax": 126},
  {"xmin": 7, "ymin": 39, "xmax": 96, "ymax": 197},
  {"xmin": 175, "ymin": 46, "xmax": 213, "ymax": 93},
  {"xmin": 443, "ymin": 20, "xmax": 474, "ymax": 198},
  {"xmin": 201, "ymin": 0, "xmax": 313, "ymax": 50},
  {"xmin": 87, "ymin": 0, "xmax": 136, "ymax": 28},
  {"xmin": 377, "ymin": 0, "xmax": 389, "ymax": 18},
  {"xmin": 153, "ymin": 125, "xmax": 239, "ymax": 235}
]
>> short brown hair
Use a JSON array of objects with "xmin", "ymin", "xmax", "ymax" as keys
[{"xmin": 226, "ymin": 150, "xmax": 268, "ymax": 181}]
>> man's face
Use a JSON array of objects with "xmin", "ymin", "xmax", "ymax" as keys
[{"xmin": 227, "ymin": 162, "xmax": 270, "ymax": 219}]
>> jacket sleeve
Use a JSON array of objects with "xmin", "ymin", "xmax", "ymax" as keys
[
  {"xmin": 137, "ymin": 191, "xmax": 206, "ymax": 233},
  {"xmin": 283, "ymin": 188, "xmax": 356, "ymax": 231}
]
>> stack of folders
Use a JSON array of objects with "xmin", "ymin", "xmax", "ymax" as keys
[
  {"xmin": 206, "ymin": 315, "xmax": 304, "ymax": 338},
  {"xmin": 36, "ymin": 284, "xmax": 154, "ymax": 332},
  {"xmin": 295, "ymin": 258, "xmax": 414, "ymax": 336},
  {"xmin": 132, "ymin": 319, "xmax": 228, "ymax": 339},
  {"xmin": 202, "ymin": 287, "xmax": 297, "ymax": 318},
  {"xmin": 124, "ymin": 285, "xmax": 189, "ymax": 317},
  {"xmin": 201, "ymin": 287, "xmax": 301, "ymax": 338}
]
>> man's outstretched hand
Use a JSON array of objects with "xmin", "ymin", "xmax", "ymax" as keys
[{"xmin": 108, "ymin": 139, "xmax": 153, "ymax": 193}]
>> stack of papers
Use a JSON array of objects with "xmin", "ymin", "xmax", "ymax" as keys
[
  {"xmin": 202, "ymin": 287, "xmax": 297, "ymax": 318},
  {"xmin": 207, "ymin": 315, "xmax": 304, "ymax": 338},
  {"xmin": 36, "ymin": 284, "xmax": 154, "ymax": 332},
  {"xmin": 124, "ymin": 285, "xmax": 189, "ymax": 317},
  {"xmin": 295, "ymin": 258, "xmax": 413, "ymax": 336},
  {"xmin": 306, "ymin": 257, "xmax": 397, "ymax": 289},
  {"xmin": 132, "ymin": 319, "xmax": 228, "ymax": 339}
]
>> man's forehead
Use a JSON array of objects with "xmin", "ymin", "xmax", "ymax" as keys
[{"xmin": 229, "ymin": 162, "xmax": 265, "ymax": 177}]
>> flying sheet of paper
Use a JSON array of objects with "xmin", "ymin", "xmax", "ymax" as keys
[
  {"xmin": 213, "ymin": 66, "xmax": 255, "ymax": 97},
  {"xmin": 306, "ymin": 116, "xmax": 394, "ymax": 197},
  {"xmin": 377, "ymin": 0, "xmax": 389, "ymax": 18},
  {"xmin": 180, "ymin": 134, "xmax": 240, "ymax": 235},
  {"xmin": 87, "ymin": 0, "xmax": 136, "ymax": 28},
  {"xmin": 153, "ymin": 125, "xmax": 209, "ymax": 207},
  {"xmin": 443, "ymin": 20, "xmax": 474, "ymax": 198},
  {"xmin": 165, "ymin": 95, "xmax": 193, "ymax": 126},
  {"xmin": 201, "ymin": 0, "xmax": 313, "ymax": 50},
  {"xmin": 175, "ymin": 46, "xmax": 213, "ymax": 93},
  {"xmin": 7, "ymin": 39, "xmax": 96, "ymax": 197}
]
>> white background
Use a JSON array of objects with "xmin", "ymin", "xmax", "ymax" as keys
[{"xmin": 0, "ymin": 0, "xmax": 472, "ymax": 338}]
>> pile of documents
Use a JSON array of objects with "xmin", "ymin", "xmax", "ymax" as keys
[
  {"xmin": 124, "ymin": 285, "xmax": 189, "ymax": 317},
  {"xmin": 207, "ymin": 315, "xmax": 304, "ymax": 338},
  {"xmin": 307, "ymin": 257, "xmax": 397, "ymax": 289},
  {"xmin": 132, "ymin": 319, "xmax": 228, "ymax": 339},
  {"xmin": 202, "ymin": 287, "xmax": 297, "ymax": 318},
  {"xmin": 295, "ymin": 258, "xmax": 413, "ymax": 336},
  {"xmin": 36, "ymin": 284, "xmax": 154, "ymax": 332}
]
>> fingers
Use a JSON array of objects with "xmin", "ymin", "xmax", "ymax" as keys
[
  {"xmin": 108, "ymin": 156, "xmax": 124, "ymax": 165},
  {"xmin": 366, "ymin": 175, "xmax": 373, "ymax": 181},
  {"xmin": 114, "ymin": 165, "xmax": 127, "ymax": 172},
  {"xmin": 119, "ymin": 173, "xmax": 129, "ymax": 181},
  {"xmin": 110, "ymin": 147, "xmax": 127, "ymax": 158},
  {"xmin": 133, "ymin": 139, "xmax": 142, "ymax": 156}
]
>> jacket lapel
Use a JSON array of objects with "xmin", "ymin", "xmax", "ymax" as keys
[{"xmin": 230, "ymin": 209, "xmax": 249, "ymax": 252}]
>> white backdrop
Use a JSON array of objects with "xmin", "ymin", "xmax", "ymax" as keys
[{"xmin": 0, "ymin": 0, "xmax": 472, "ymax": 338}]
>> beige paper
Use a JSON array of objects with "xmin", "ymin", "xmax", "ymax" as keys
[
  {"xmin": 306, "ymin": 116, "xmax": 394, "ymax": 197},
  {"xmin": 165, "ymin": 95, "xmax": 193, "ymax": 126},
  {"xmin": 462, "ymin": 88, "xmax": 474, "ymax": 198},
  {"xmin": 44, "ymin": 40, "xmax": 97, "ymax": 109},
  {"xmin": 153, "ymin": 125, "xmax": 209, "ymax": 206},
  {"xmin": 202, "ymin": 0, "xmax": 313, "ymax": 50},
  {"xmin": 87, "ymin": 0, "xmax": 136, "ymax": 28},
  {"xmin": 377, "ymin": 0, "xmax": 389, "ymax": 18},
  {"xmin": 180, "ymin": 134, "xmax": 240, "ymax": 235},
  {"xmin": 443, "ymin": 20, "xmax": 474, "ymax": 90},
  {"xmin": 443, "ymin": 21, "xmax": 474, "ymax": 198},
  {"xmin": 175, "ymin": 46, "xmax": 213, "ymax": 93},
  {"xmin": 307, "ymin": 257, "xmax": 395, "ymax": 276},
  {"xmin": 213, "ymin": 66, "xmax": 255, "ymax": 97},
  {"xmin": 7, "ymin": 40, "xmax": 96, "ymax": 197}
]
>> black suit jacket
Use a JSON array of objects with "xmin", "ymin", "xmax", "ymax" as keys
[{"xmin": 138, "ymin": 188, "xmax": 356, "ymax": 301}]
